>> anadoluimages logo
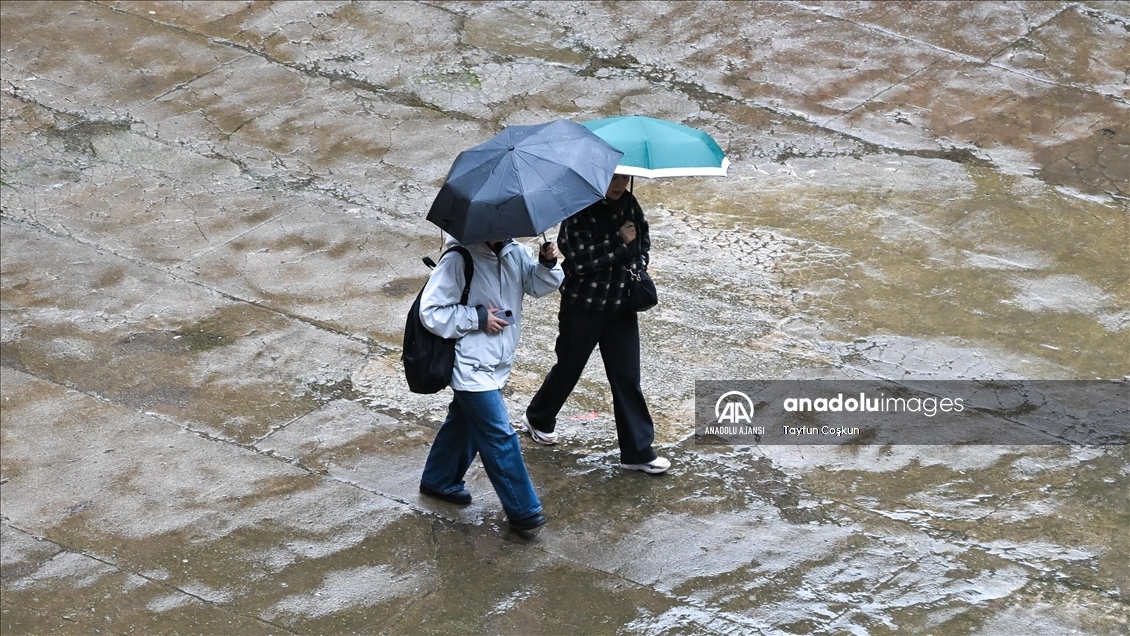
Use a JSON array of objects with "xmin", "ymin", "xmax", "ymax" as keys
[
  {"xmin": 714, "ymin": 390, "xmax": 754, "ymax": 424},
  {"xmin": 697, "ymin": 379, "xmax": 1129, "ymax": 445}
]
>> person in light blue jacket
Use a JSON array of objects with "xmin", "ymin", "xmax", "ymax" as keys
[{"xmin": 418, "ymin": 235, "xmax": 562, "ymax": 537}]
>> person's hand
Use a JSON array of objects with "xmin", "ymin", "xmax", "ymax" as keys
[
  {"xmin": 540, "ymin": 241, "xmax": 559, "ymax": 261},
  {"xmin": 619, "ymin": 221, "xmax": 637, "ymax": 245},
  {"xmin": 485, "ymin": 308, "xmax": 510, "ymax": 334}
]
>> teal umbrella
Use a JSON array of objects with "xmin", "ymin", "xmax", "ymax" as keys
[{"xmin": 580, "ymin": 115, "xmax": 729, "ymax": 178}]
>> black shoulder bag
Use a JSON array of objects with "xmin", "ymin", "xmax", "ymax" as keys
[
  {"xmin": 626, "ymin": 263, "xmax": 658, "ymax": 312},
  {"xmin": 625, "ymin": 206, "xmax": 657, "ymax": 312}
]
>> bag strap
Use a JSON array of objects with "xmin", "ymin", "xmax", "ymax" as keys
[
  {"xmin": 631, "ymin": 199, "xmax": 649, "ymax": 270},
  {"xmin": 442, "ymin": 246, "xmax": 474, "ymax": 305}
]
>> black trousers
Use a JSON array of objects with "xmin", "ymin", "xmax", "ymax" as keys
[{"xmin": 526, "ymin": 302, "xmax": 657, "ymax": 464}]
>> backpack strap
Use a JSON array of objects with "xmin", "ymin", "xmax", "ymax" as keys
[{"xmin": 442, "ymin": 246, "xmax": 474, "ymax": 305}]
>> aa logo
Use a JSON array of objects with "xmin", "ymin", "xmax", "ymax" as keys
[{"xmin": 715, "ymin": 391, "xmax": 754, "ymax": 424}]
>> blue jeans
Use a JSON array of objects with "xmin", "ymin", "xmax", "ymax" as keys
[{"xmin": 421, "ymin": 389, "xmax": 542, "ymax": 522}]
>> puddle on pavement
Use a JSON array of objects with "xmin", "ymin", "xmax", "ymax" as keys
[
  {"xmin": 758, "ymin": 437, "xmax": 1130, "ymax": 631},
  {"xmin": 637, "ymin": 161, "xmax": 1128, "ymax": 380},
  {"xmin": 0, "ymin": 301, "xmax": 350, "ymax": 444}
]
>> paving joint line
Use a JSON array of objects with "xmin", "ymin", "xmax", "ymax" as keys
[
  {"xmin": 786, "ymin": 0, "xmax": 1123, "ymax": 101},
  {"xmin": 0, "ymin": 216, "xmax": 372, "ymax": 350},
  {"xmin": 0, "ymin": 519, "xmax": 304, "ymax": 635}
]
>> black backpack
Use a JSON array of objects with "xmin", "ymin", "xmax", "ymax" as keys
[{"xmin": 401, "ymin": 246, "xmax": 474, "ymax": 394}]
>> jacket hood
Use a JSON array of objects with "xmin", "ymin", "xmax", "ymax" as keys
[{"xmin": 443, "ymin": 234, "xmax": 516, "ymax": 257}]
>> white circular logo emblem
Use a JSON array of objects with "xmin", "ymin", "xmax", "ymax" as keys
[{"xmin": 714, "ymin": 391, "xmax": 754, "ymax": 424}]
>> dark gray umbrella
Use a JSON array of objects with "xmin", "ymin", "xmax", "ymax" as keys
[{"xmin": 427, "ymin": 119, "xmax": 623, "ymax": 245}]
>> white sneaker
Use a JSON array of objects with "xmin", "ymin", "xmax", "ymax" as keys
[
  {"xmin": 523, "ymin": 414, "xmax": 558, "ymax": 445},
  {"xmin": 620, "ymin": 456, "xmax": 671, "ymax": 474}
]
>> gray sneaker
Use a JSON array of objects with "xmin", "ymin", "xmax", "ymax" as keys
[
  {"xmin": 523, "ymin": 414, "xmax": 558, "ymax": 445},
  {"xmin": 620, "ymin": 456, "xmax": 671, "ymax": 474}
]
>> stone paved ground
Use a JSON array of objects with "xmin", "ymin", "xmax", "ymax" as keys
[{"xmin": 2, "ymin": 2, "xmax": 1127, "ymax": 635}]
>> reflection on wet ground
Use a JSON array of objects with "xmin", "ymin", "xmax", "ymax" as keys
[
  {"xmin": 2, "ymin": 1, "xmax": 1127, "ymax": 634},
  {"xmin": 642, "ymin": 160, "xmax": 1127, "ymax": 380}
]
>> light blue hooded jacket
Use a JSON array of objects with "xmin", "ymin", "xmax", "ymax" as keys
[{"xmin": 420, "ymin": 237, "xmax": 564, "ymax": 392}]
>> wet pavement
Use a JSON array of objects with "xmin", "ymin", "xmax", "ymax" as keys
[{"xmin": 1, "ymin": 1, "xmax": 1127, "ymax": 634}]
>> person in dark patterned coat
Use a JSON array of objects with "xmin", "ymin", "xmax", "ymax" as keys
[{"xmin": 521, "ymin": 174, "xmax": 670, "ymax": 474}]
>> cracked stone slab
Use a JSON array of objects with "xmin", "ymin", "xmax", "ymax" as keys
[
  {"xmin": 0, "ymin": 524, "xmax": 63, "ymax": 585},
  {"xmin": 830, "ymin": 57, "xmax": 1128, "ymax": 190},
  {"xmin": 0, "ymin": 540, "xmax": 278, "ymax": 635},
  {"xmin": 1, "ymin": 223, "xmax": 368, "ymax": 444},
  {"xmin": 1, "ymin": 1, "xmax": 245, "ymax": 119},
  {"xmin": 178, "ymin": 198, "xmax": 439, "ymax": 346},
  {"xmin": 111, "ymin": 0, "xmax": 467, "ymax": 93},
  {"xmin": 989, "ymin": 4, "xmax": 1130, "ymax": 98},
  {"xmin": 122, "ymin": 52, "xmax": 476, "ymax": 211},
  {"xmin": 794, "ymin": 1, "xmax": 1070, "ymax": 62},
  {"xmin": 710, "ymin": 3, "xmax": 952, "ymax": 119},
  {"xmin": 0, "ymin": 98, "xmax": 289, "ymax": 266}
]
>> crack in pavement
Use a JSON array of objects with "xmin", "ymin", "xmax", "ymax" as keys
[{"xmin": 0, "ymin": 520, "xmax": 304, "ymax": 635}]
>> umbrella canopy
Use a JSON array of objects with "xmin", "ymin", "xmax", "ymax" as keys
[
  {"xmin": 427, "ymin": 119, "xmax": 624, "ymax": 245},
  {"xmin": 581, "ymin": 115, "xmax": 729, "ymax": 178}
]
